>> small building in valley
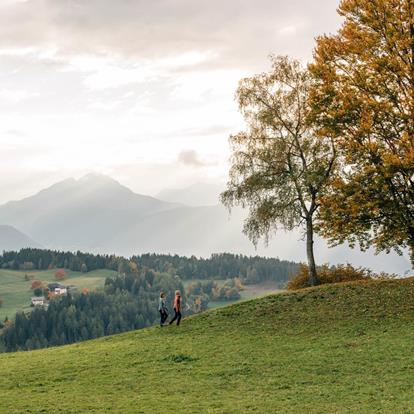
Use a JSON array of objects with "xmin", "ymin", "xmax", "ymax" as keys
[
  {"xmin": 54, "ymin": 287, "xmax": 67, "ymax": 295},
  {"xmin": 31, "ymin": 296, "xmax": 45, "ymax": 306},
  {"xmin": 47, "ymin": 283, "xmax": 70, "ymax": 296}
]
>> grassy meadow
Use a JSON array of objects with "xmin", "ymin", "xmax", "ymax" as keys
[
  {"xmin": 1, "ymin": 278, "xmax": 414, "ymax": 413},
  {"xmin": 0, "ymin": 268, "xmax": 117, "ymax": 320}
]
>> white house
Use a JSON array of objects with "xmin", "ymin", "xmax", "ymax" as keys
[
  {"xmin": 54, "ymin": 287, "xmax": 67, "ymax": 295},
  {"xmin": 31, "ymin": 297, "xmax": 45, "ymax": 306}
]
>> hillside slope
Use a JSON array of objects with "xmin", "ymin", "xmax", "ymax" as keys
[{"xmin": 1, "ymin": 279, "xmax": 414, "ymax": 413}]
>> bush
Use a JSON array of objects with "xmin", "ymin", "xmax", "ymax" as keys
[
  {"xmin": 33, "ymin": 287, "xmax": 43, "ymax": 297},
  {"xmin": 225, "ymin": 287, "xmax": 241, "ymax": 301},
  {"xmin": 31, "ymin": 280, "xmax": 43, "ymax": 290},
  {"xmin": 287, "ymin": 263, "xmax": 395, "ymax": 290},
  {"xmin": 54, "ymin": 269, "xmax": 67, "ymax": 281},
  {"xmin": 188, "ymin": 294, "xmax": 209, "ymax": 313}
]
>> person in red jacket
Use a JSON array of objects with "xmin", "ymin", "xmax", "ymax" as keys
[{"xmin": 169, "ymin": 290, "xmax": 182, "ymax": 326}]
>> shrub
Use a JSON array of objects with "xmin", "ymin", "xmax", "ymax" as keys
[
  {"xmin": 234, "ymin": 277, "xmax": 245, "ymax": 291},
  {"xmin": 54, "ymin": 269, "xmax": 67, "ymax": 281},
  {"xmin": 33, "ymin": 287, "xmax": 43, "ymax": 297},
  {"xmin": 225, "ymin": 287, "xmax": 241, "ymax": 301},
  {"xmin": 31, "ymin": 280, "xmax": 43, "ymax": 290},
  {"xmin": 287, "ymin": 263, "xmax": 395, "ymax": 290}
]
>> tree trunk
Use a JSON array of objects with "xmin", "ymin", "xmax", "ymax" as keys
[
  {"xmin": 306, "ymin": 217, "xmax": 318, "ymax": 286},
  {"xmin": 407, "ymin": 231, "xmax": 414, "ymax": 268}
]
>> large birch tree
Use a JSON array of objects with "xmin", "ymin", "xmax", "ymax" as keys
[{"xmin": 221, "ymin": 56, "xmax": 336, "ymax": 286}]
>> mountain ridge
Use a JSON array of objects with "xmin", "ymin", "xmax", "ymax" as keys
[{"xmin": 0, "ymin": 224, "xmax": 42, "ymax": 252}]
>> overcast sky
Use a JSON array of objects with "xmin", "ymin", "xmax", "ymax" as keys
[{"xmin": 0, "ymin": 0, "xmax": 342, "ymax": 203}]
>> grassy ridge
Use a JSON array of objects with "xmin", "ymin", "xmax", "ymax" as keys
[
  {"xmin": 1, "ymin": 279, "xmax": 414, "ymax": 413},
  {"xmin": 0, "ymin": 269, "xmax": 117, "ymax": 320}
]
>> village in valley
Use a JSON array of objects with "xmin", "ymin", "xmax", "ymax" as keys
[
  {"xmin": 31, "ymin": 283, "xmax": 77, "ymax": 308},
  {"xmin": 29, "ymin": 269, "xmax": 79, "ymax": 308}
]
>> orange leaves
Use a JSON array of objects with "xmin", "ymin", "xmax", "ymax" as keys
[
  {"xmin": 54, "ymin": 269, "xmax": 67, "ymax": 281},
  {"xmin": 31, "ymin": 280, "xmax": 43, "ymax": 290},
  {"xmin": 309, "ymin": 0, "xmax": 414, "ymax": 258}
]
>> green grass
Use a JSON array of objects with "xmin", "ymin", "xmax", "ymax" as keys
[
  {"xmin": 2, "ymin": 278, "xmax": 414, "ymax": 413},
  {"xmin": 0, "ymin": 269, "xmax": 117, "ymax": 320}
]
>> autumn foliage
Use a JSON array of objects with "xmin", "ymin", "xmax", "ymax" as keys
[
  {"xmin": 310, "ymin": 0, "xmax": 414, "ymax": 261},
  {"xmin": 54, "ymin": 269, "xmax": 67, "ymax": 281},
  {"xmin": 288, "ymin": 264, "xmax": 396, "ymax": 290},
  {"xmin": 31, "ymin": 280, "xmax": 43, "ymax": 290}
]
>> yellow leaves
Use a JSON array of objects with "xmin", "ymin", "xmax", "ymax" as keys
[
  {"xmin": 359, "ymin": 110, "xmax": 374, "ymax": 134},
  {"xmin": 309, "ymin": 0, "xmax": 414, "ymax": 256}
]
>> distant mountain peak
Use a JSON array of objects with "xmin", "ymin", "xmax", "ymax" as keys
[{"xmin": 78, "ymin": 173, "xmax": 117, "ymax": 183}]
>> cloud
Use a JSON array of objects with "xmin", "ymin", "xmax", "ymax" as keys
[
  {"xmin": 0, "ymin": 0, "xmax": 343, "ymax": 203},
  {"xmin": 3, "ymin": 129, "xmax": 26, "ymax": 137},
  {"xmin": 177, "ymin": 150, "xmax": 210, "ymax": 167},
  {"xmin": 0, "ymin": 1, "xmax": 342, "ymax": 69},
  {"xmin": 0, "ymin": 88, "xmax": 38, "ymax": 103}
]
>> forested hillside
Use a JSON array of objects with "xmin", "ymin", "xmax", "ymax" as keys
[
  {"xmin": 1, "ymin": 270, "xmax": 184, "ymax": 352},
  {"xmin": 0, "ymin": 249, "xmax": 298, "ymax": 285},
  {"xmin": 0, "ymin": 248, "xmax": 297, "ymax": 351}
]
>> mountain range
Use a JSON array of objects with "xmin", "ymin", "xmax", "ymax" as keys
[
  {"xmin": 0, "ymin": 225, "xmax": 41, "ymax": 252},
  {"xmin": 0, "ymin": 174, "xmax": 250, "ymax": 257},
  {"xmin": 0, "ymin": 173, "xmax": 411, "ymax": 274}
]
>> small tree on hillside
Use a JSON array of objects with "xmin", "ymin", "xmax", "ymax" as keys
[
  {"xmin": 54, "ymin": 269, "xmax": 67, "ymax": 281},
  {"xmin": 221, "ymin": 56, "xmax": 337, "ymax": 286},
  {"xmin": 31, "ymin": 280, "xmax": 43, "ymax": 290},
  {"xmin": 33, "ymin": 287, "xmax": 43, "ymax": 297}
]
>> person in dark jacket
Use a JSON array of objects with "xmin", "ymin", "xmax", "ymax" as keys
[
  {"xmin": 158, "ymin": 292, "xmax": 168, "ymax": 327},
  {"xmin": 169, "ymin": 290, "xmax": 182, "ymax": 326}
]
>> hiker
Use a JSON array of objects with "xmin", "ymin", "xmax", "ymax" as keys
[
  {"xmin": 158, "ymin": 292, "xmax": 168, "ymax": 327},
  {"xmin": 169, "ymin": 290, "xmax": 182, "ymax": 326}
]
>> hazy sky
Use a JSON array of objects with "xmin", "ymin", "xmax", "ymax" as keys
[{"xmin": 0, "ymin": 0, "xmax": 342, "ymax": 203}]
